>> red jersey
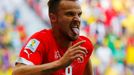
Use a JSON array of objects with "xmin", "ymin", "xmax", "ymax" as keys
[{"xmin": 16, "ymin": 29, "xmax": 94, "ymax": 75}]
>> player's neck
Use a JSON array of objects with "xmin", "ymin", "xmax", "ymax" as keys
[{"xmin": 52, "ymin": 29, "xmax": 72, "ymax": 49}]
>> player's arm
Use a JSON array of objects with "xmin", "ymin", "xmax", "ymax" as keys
[
  {"xmin": 13, "ymin": 40, "xmax": 87, "ymax": 75},
  {"xmin": 84, "ymin": 59, "xmax": 93, "ymax": 75},
  {"xmin": 12, "ymin": 60, "xmax": 62, "ymax": 75}
]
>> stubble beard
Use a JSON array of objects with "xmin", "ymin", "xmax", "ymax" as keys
[{"xmin": 60, "ymin": 29, "xmax": 79, "ymax": 41}]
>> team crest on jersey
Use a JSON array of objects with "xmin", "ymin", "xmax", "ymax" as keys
[
  {"xmin": 55, "ymin": 51, "xmax": 61, "ymax": 59},
  {"xmin": 25, "ymin": 39, "xmax": 40, "ymax": 52}
]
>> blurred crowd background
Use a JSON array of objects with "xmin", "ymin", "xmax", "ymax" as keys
[{"xmin": 0, "ymin": 0, "xmax": 134, "ymax": 75}]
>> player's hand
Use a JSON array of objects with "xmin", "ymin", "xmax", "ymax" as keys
[{"xmin": 58, "ymin": 40, "xmax": 88, "ymax": 67}]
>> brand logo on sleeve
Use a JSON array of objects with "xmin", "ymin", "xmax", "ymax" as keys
[
  {"xmin": 25, "ymin": 39, "xmax": 40, "ymax": 52},
  {"xmin": 24, "ymin": 50, "xmax": 32, "ymax": 59}
]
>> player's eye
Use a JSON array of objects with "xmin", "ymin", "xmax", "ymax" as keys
[
  {"xmin": 65, "ymin": 12, "xmax": 75, "ymax": 16},
  {"xmin": 78, "ymin": 12, "xmax": 82, "ymax": 17}
]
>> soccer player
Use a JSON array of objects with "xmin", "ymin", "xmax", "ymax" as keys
[{"xmin": 12, "ymin": 0, "xmax": 94, "ymax": 75}]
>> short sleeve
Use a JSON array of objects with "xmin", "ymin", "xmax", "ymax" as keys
[{"xmin": 16, "ymin": 33, "xmax": 44, "ymax": 65}]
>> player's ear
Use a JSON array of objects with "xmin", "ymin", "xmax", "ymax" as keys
[{"xmin": 49, "ymin": 13, "xmax": 57, "ymax": 23}]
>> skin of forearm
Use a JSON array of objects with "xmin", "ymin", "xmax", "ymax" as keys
[{"xmin": 12, "ymin": 60, "xmax": 62, "ymax": 75}]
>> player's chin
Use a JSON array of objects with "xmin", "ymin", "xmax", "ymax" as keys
[{"xmin": 70, "ymin": 34, "xmax": 79, "ymax": 41}]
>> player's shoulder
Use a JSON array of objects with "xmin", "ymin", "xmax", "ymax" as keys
[
  {"xmin": 22, "ymin": 29, "xmax": 52, "ymax": 52},
  {"xmin": 79, "ymin": 36, "xmax": 92, "ymax": 43},
  {"xmin": 30, "ymin": 29, "xmax": 51, "ymax": 39},
  {"xmin": 25, "ymin": 29, "xmax": 52, "ymax": 45},
  {"xmin": 78, "ymin": 36, "xmax": 94, "ymax": 49}
]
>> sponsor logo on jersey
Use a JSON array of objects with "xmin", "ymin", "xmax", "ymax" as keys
[{"xmin": 25, "ymin": 39, "xmax": 40, "ymax": 52}]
